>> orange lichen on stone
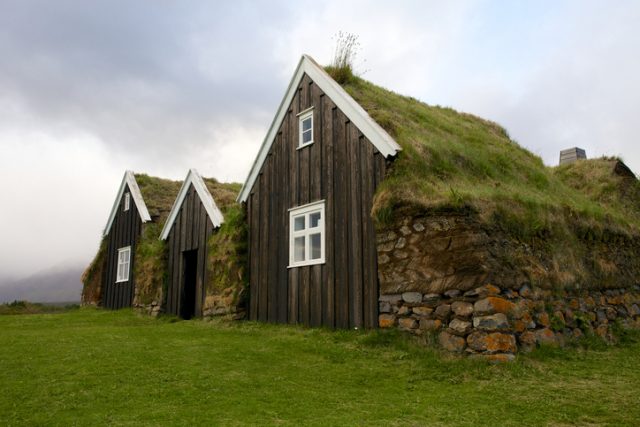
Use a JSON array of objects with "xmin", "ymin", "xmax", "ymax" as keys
[{"xmin": 379, "ymin": 314, "xmax": 395, "ymax": 328}]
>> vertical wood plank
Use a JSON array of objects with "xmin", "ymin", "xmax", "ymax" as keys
[
  {"xmin": 288, "ymin": 92, "xmax": 300, "ymax": 324},
  {"xmin": 167, "ymin": 228, "xmax": 175, "ymax": 315},
  {"xmin": 249, "ymin": 192, "xmax": 259, "ymax": 320},
  {"xmin": 348, "ymin": 125, "xmax": 364, "ymax": 328},
  {"xmin": 322, "ymin": 96, "xmax": 335, "ymax": 328},
  {"xmin": 277, "ymin": 130, "xmax": 289, "ymax": 324},
  {"xmin": 173, "ymin": 206, "xmax": 184, "ymax": 315},
  {"xmin": 267, "ymin": 149, "xmax": 278, "ymax": 323},
  {"xmin": 194, "ymin": 199, "xmax": 203, "ymax": 317},
  {"xmin": 203, "ymin": 217, "xmax": 213, "ymax": 317},
  {"xmin": 115, "ymin": 202, "xmax": 123, "ymax": 308},
  {"xmin": 308, "ymin": 82, "xmax": 323, "ymax": 327},
  {"xmin": 288, "ymin": 268, "xmax": 298, "ymax": 324},
  {"xmin": 258, "ymin": 171, "xmax": 269, "ymax": 322},
  {"xmin": 297, "ymin": 82, "xmax": 311, "ymax": 323},
  {"xmin": 300, "ymin": 266, "xmax": 310, "ymax": 326},
  {"xmin": 333, "ymin": 108, "xmax": 349, "ymax": 329}
]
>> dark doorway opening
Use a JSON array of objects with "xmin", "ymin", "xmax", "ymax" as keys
[{"xmin": 181, "ymin": 249, "xmax": 198, "ymax": 319}]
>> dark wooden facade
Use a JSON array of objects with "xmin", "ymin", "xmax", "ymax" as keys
[
  {"xmin": 246, "ymin": 73, "xmax": 387, "ymax": 329},
  {"xmin": 165, "ymin": 183, "xmax": 216, "ymax": 318},
  {"xmin": 102, "ymin": 183, "xmax": 142, "ymax": 309}
]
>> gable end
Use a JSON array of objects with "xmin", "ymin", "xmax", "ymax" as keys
[
  {"xmin": 159, "ymin": 169, "xmax": 224, "ymax": 241},
  {"xmin": 103, "ymin": 171, "xmax": 151, "ymax": 236},
  {"xmin": 237, "ymin": 54, "xmax": 401, "ymax": 203}
]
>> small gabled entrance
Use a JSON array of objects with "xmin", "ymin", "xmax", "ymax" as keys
[{"xmin": 180, "ymin": 249, "xmax": 198, "ymax": 320}]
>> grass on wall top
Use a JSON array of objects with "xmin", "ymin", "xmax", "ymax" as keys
[
  {"xmin": 203, "ymin": 180, "xmax": 247, "ymax": 302},
  {"xmin": 332, "ymin": 71, "xmax": 640, "ymax": 239},
  {"xmin": 131, "ymin": 175, "xmax": 183, "ymax": 305}
]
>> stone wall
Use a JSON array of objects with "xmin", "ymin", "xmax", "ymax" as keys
[
  {"xmin": 377, "ymin": 215, "xmax": 495, "ymax": 294},
  {"xmin": 203, "ymin": 287, "xmax": 246, "ymax": 319},
  {"xmin": 132, "ymin": 288, "xmax": 247, "ymax": 319},
  {"xmin": 376, "ymin": 213, "xmax": 640, "ymax": 295},
  {"xmin": 134, "ymin": 299, "xmax": 162, "ymax": 317},
  {"xmin": 379, "ymin": 284, "xmax": 640, "ymax": 360}
]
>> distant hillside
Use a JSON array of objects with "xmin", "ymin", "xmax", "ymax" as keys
[{"xmin": 0, "ymin": 265, "xmax": 83, "ymax": 303}]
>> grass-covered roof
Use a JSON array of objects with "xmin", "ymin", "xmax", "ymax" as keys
[
  {"xmin": 330, "ymin": 69, "xmax": 639, "ymax": 239},
  {"xmin": 134, "ymin": 174, "xmax": 183, "ymax": 225},
  {"xmin": 202, "ymin": 178, "xmax": 242, "ymax": 215}
]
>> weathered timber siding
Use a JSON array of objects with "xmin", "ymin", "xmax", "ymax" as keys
[
  {"xmin": 247, "ymin": 73, "xmax": 387, "ymax": 329},
  {"xmin": 102, "ymin": 183, "xmax": 142, "ymax": 309},
  {"xmin": 165, "ymin": 183, "xmax": 215, "ymax": 317}
]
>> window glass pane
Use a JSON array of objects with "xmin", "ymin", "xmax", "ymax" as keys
[
  {"xmin": 294, "ymin": 215, "xmax": 305, "ymax": 231},
  {"xmin": 309, "ymin": 211, "xmax": 321, "ymax": 228},
  {"xmin": 310, "ymin": 233, "xmax": 321, "ymax": 260},
  {"xmin": 294, "ymin": 236, "xmax": 305, "ymax": 262},
  {"xmin": 302, "ymin": 117, "xmax": 312, "ymax": 131},
  {"xmin": 302, "ymin": 129, "xmax": 312, "ymax": 144}
]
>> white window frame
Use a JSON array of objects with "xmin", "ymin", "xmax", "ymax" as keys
[
  {"xmin": 297, "ymin": 107, "xmax": 314, "ymax": 149},
  {"xmin": 116, "ymin": 246, "xmax": 131, "ymax": 283},
  {"xmin": 124, "ymin": 192, "xmax": 130, "ymax": 211},
  {"xmin": 289, "ymin": 200, "xmax": 325, "ymax": 268}
]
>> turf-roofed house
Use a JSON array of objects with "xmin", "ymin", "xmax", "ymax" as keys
[
  {"xmin": 238, "ymin": 54, "xmax": 401, "ymax": 329},
  {"xmin": 239, "ymin": 54, "xmax": 640, "ymax": 358},
  {"xmin": 82, "ymin": 172, "xmax": 182, "ymax": 311},
  {"xmin": 160, "ymin": 169, "xmax": 246, "ymax": 319}
]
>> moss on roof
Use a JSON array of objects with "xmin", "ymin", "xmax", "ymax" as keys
[
  {"xmin": 333, "ymin": 72, "xmax": 640, "ymax": 238},
  {"xmin": 134, "ymin": 174, "xmax": 183, "ymax": 225},
  {"xmin": 202, "ymin": 178, "xmax": 242, "ymax": 215},
  {"xmin": 554, "ymin": 158, "xmax": 640, "ymax": 223}
]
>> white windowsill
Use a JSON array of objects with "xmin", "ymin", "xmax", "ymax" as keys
[
  {"xmin": 297, "ymin": 141, "xmax": 314, "ymax": 150},
  {"xmin": 288, "ymin": 259, "xmax": 326, "ymax": 269}
]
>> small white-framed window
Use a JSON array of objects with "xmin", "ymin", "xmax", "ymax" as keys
[
  {"xmin": 116, "ymin": 246, "xmax": 131, "ymax": 283},
  {"xmin": 298, "ymin": 108, "xmax": 314, "ymax": 148},
  {"xmin": 289, "ymin": 200, "xmax": 325, "ymax": 268},
  {"xmin": 124, "ymin": 192, "xmax": 130, "ymax": 211}
]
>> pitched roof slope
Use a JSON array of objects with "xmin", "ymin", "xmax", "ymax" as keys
[
  {"xmin": 333, "ymin": 72, "xmax": 640, "ymax": 233},
  {"xmin": 237, "ymin": 54, "xmax": 401, "ymax": 202}
]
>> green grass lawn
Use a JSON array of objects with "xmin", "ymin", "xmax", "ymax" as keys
[{"xmin": 1, "ymin": 308, "xmax": 639, "ymax": 426}]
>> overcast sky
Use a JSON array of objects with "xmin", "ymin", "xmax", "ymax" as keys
[{"xmin": 1, "ymin": 0, "xmax": 638, "ymax": 281}]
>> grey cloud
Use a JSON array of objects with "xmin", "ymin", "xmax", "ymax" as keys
[{"xmin": 0, "ymin": 1, "xmax": 295, "ymax": 168}]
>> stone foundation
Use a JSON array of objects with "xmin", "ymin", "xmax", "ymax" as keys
[
  {"xmin": 203, "ymin": 287, "xmax": 246, "ymax": 319},
  {"xmin": 132, "ymin": 287, "xmax": 247, "ymax": 319},
  {"xmin": 134, "ymin": 300, "xmax": 163, "ymax": 317},
  {"xmin": 379, "ymin": 284, "xmax": 640, "ymax": 360}
]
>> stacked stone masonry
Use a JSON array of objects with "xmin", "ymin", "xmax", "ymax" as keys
[
  {"xmin": 379, "ymin": 284, "xmax": 640, "ymax": 360},
  {"xmin": 133, "ymin": 288, "xmax": 246, "ymax": 319},
  {"xmin": 377, "ymin": 214, "xmax": 640, "ymax": 295}
]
